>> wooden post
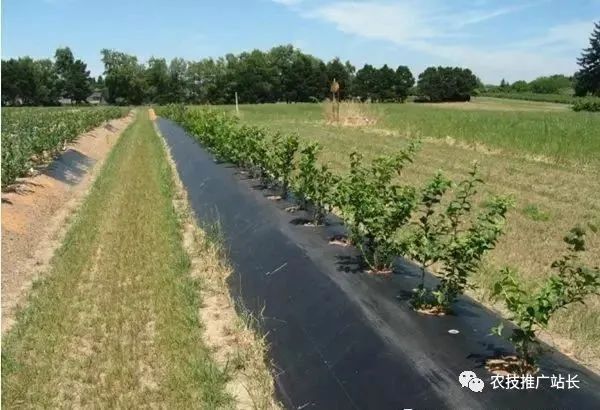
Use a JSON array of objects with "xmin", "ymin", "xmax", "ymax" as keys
[
  {"xmin": 331, "ymin": 79, "xmax": 340, "ymax": 122},
  {"xmin": 235, "ymin": 91, "xmax": 239, "ymax": 116}
]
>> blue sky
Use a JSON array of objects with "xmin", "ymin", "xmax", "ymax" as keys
[{"xmin": 2, "ymin": 0, "xmax": 599, "ymax": 83}]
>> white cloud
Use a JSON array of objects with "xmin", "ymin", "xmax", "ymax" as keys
[{"xmin": 273, "ymin": 0, "xmax": 595, "ymax": 82}]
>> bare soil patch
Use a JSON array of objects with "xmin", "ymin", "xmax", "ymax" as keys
[{"xmin": 1, "ymin": 112, "xmax": 134, "ymax": 334}]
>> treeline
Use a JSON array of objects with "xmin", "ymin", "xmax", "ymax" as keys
[
  {"xmin": 2, "ymin": 48, "xmax": 98, "ymax": 106},
  {"xmin": 488, "ymin": 74, "xmax": 574, "ymax": 95},
  {"xmin": 99, "ymin": 46, "xmax": 421, "ymax": 105},
  {"xmin": 3, "ymin": 20, "xmax": 597, "ymax": 107},
  {"xmin": 2, "ymin": 45, "xmax": 481, "ymax": 106}
]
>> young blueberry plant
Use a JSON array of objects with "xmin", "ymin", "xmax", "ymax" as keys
[
  {"xmin": 294, "ymin": 143, "xmax": 339, "ymax": 225},
  {"xmin": 435, "ymin": 194, "xmax": 511, "ymax": 310},
  {"xmin": 406, "ymin": 163, "xmax": 511, "ymax": 313},
  {"xmin": 336, "ymin": 142, "xmax": 420, "ymax": 272},
  {"xmin": 267, "ymin": 133, "xmax": 300, "ymax": 198},
  {"xmin": 403, "ymin": 171, "xmax": 452, "ymax": 308},
  {"xmin": 491, "ymin": 226, "xmax": 600, "ymax": 372}
]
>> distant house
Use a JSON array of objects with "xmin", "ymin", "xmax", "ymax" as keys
[{"xmin": 87, "ymin": 91, "xmax": 104, "ymax": 105}]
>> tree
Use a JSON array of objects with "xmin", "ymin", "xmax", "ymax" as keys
[
  {"xmin": 1, "ymin": 57, "xmax": 60, "ymax": 106},
  {"xmin": 510, "ymin": 80, "xmax": 529, "ymax": 92},
  {"xmin": 1, "ymin": 59, "xmax": 23, "ymax": 105},
  {"xmin": 54, "ymin": 47, "xmax": 92, "ymax": 103},
  {"xmin": 394, "ymin": 66, "xmax": 414, "ymax": 102},
  {"xmin": 268, "ymin": 45, "xmax": 295, "ymax": 101},
  {"xmin": 187, "ymin": 58, "xmax": 228, "ymax": 104},
  {"xmin": 101, "ymin": 49, "xmax": 146, "ymax": 105},
  {"xmin": 574, "ymin": 21, "xmax": 600, "ymax": 97},
  {"xmin": 35, "ymin": 59, "xmax": 62, "ymax": 105},
  {"xmin": 145, "ymin": 57, "xmax": 170, "ymax": 103},
  {"xmin": 353, "ymin": 64, "xmax": 377, "ymax": 101},
  {"xmin": 168, "ymin": 58, "xmax": 189, "ymax": 102},
  {"xmin": 374, "ymin": 64, "xmax": 397, "ymax": 101},
  {"xmin": 529, "ymin": 74, "xmax": 571, "ymax": 94},
  {"xmin": 417, "ymin": 66, "xmax": 478, "ymax": 102},
  {"xmin": 284, "ymin": 53, "xmax": 327, "ymax": 102}
]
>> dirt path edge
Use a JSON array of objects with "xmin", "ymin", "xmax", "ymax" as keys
[{"xmin": 1, "ymin": 111, "xmax": 136, "ymax": 334}]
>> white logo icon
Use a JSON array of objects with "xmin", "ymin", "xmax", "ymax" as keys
[
  {"xmin": 468, "ymin": 377, "xmax": 485, "ymax": 392},
  {"xmin": 459, "ymin": 370, "xmax": 485, "ymax": 393}
]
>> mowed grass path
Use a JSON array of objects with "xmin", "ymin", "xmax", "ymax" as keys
[
  {"xmin": 232, "ymin": 101, "xmax": 600, "ymax": 369},
  {"xmin": 2, "ymin": 111, "xmax": 231, "ymax": 407}
]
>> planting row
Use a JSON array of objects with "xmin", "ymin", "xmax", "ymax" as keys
[
  {"xmin": 157, "ymin": 104, "xmax": 599, "ymax": 372},
  {"xmin": 1, "ymin": 106, "xmax": 127, "ymax": 188},
  {"xmin": 481, "ymin": 91, "xmax": 600, "ymax": 111}
]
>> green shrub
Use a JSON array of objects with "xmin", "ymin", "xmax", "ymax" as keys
[
  {"xmin": 335, "ymin": 145, "xmax": 419, "ymax": 272},
  {"xmin": 267, "ymin": 133, "xmax": 299, "ymax": 197},
  {"xmin": 406, "ymin": 164, "xmax": 512, "ymax": 312},
  {"xmin": 294, "ymin": 143, "xmax": 339, "ymax": 225},
  {"xmin": 491, "ymin": 227, "xmax": 600, "ymax": 371},
  {"xmin": 572, "ymin": 99, "xmax": 600, "ymax": 112}
]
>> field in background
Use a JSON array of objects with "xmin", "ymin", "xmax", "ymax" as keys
[
  {"xmin": 228, "ymin": 98, "xmax": 600, "ymax": 368},
  {"xmin": 480, "ymin": 92, "xmax": 597, "ymax": 105},
  {"xmin": 232, "ymin": 98, "xmax": 600, "ymax": 165}
]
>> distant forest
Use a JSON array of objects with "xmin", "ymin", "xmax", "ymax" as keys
[{"xmin": 2, "ymin": 22, "xmax": 599, "ymax": 106}]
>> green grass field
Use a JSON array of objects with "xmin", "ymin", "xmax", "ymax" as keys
[
  {"xmin": 230, "ymin": 98, "xmax": 600, "ymax": 166},
  {"xmin": 228, "ymin": 98, "xmax": 600, "ymax": 370}
]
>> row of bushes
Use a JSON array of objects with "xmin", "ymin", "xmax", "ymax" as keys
[
  {"xmin": 572, "ymin": 99, "xmax": 600, "ymax": 112},
  {"xmin": 156, "ymin": 104, "xmax": 599, "ymax": 371},
  {"xmin": 1, "ymin": 107, "xmax": 127, "ymax": 188},
  {"xmin": 480, "ymin": 92, "xmax": 578, "ymax": 104},
  {"xmin": 481, "ymin": 92, "xmax": 600, "ymax": 112}
]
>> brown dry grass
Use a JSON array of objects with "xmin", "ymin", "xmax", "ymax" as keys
[
  {"xmin": 323, "ymin": 100, "xmax": 379, "ymax": 126},
  {"xmin": 418, "ymin": 96, "xmax": 570, "ymax": 112}
]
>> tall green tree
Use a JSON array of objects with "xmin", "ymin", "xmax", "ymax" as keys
[
  {"xmin": 268, "ymin": 44, "xmax": 296, "ymax": 101},
  {"xmin": 353, "ymin": 64, "xmax": 377, "ymax": 101},
  {"xmin": 574, "ymin": 21, "xmax": 600, "ymax": 97},
  {"xmin": 375, "ymin": 64, "xmax": 397, "ymax": 101},
  {"xmin": 187, "ymin": 58, "xmax": 228, "ymax": 104},
  {"xmin": 1, "ymin": 59, "xmax": 24, "ymax": 105},
  {"xmin": 168, "ymin": 58, "xmax": 189, "ymax": 102},
  {"xmin": 101, "ymin": 49, "xmax": 146, "ymax": 104},
  {"xmin": 394, "ymin": 65, "xmax": 414, "ymax": 102},
  {"xmin": 1, "ymin": 57, "xmax": 60, "ymax": 106},
  {"xmin": 145, "ymin": 57, "xmax": 170, "ymax": 103},
  {"xmin": 417, "ymin": 66, "xmax": 478, "ymax": 102},
  {"xmin": 54, "ymin": 47, "xmax": 92, "ymax": 103}
]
